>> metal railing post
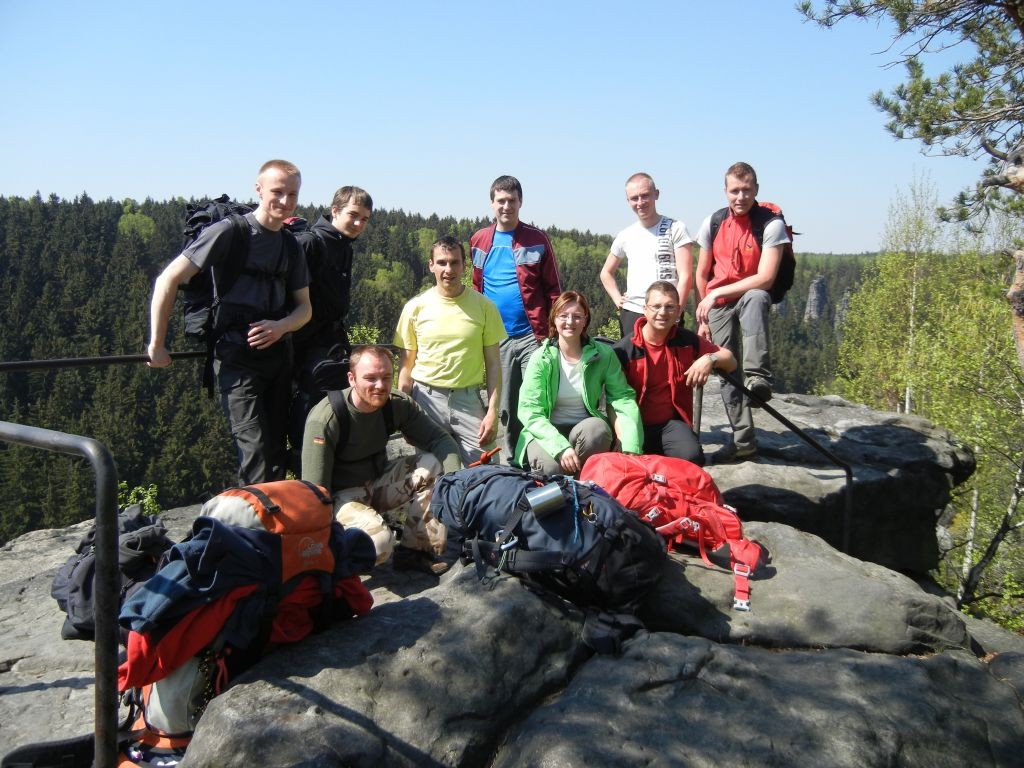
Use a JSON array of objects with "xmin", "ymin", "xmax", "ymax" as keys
[{"xmin": 0, "ymin": 422, "xmax": 119, "ymax": 768}]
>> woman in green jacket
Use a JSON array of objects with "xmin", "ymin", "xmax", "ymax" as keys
[{"xmin": 516, "ymin": 291, "xmax": 642, "ymax": 475}]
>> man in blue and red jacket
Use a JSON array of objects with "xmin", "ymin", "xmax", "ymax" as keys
[{"xmin": 471, "ymin": 175, "xmax": 561, "ymax": 463}]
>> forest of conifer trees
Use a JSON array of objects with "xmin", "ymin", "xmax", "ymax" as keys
[{"xmin": 0, "ymin": 193, "xmax": 867, "ymax": 543}]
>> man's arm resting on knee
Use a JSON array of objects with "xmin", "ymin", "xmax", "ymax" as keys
[
  {"xmin": 695, "ymin": 245, "xmax": 782, "ymax": 325},
  {"xmin": 300, "ymin": 400, "xmax": 339, "ymax": 492},
  {"xmin": 395, "ymin": 395, "xmax": 463, "ymax": 473}
]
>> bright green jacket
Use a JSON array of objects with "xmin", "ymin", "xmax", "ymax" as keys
[{"xmin": 515, "ymin": 338, "xmax": 642, "ymax": 465}]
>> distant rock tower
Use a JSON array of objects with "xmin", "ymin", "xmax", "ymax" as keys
[
  {"xmin": 804, "ymin": 275, "xmax": 830, "ymax": 323},
  {"xmin": 834, "ymin": 287, "xmax": 852, "ymax": 334}
]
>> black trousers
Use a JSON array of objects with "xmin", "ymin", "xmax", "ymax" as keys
[{"xmin": 643, "ymin": 418, "xmax": 703, "ymax": 466}]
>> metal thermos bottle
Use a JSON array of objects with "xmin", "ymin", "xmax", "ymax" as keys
[{"xmin": 524, "ymin": 482, "xmax": 565, "ymax": 519}]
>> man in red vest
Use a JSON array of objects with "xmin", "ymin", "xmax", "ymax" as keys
[{"xmin": 694, "ymin": 162, "xmax": 791, "ymax": 463}]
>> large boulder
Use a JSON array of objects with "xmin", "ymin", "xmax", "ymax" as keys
[
  {"xmin": 644, "ymin": 522, "xmax": 971, "ymax": 654},
  {"xmin": 2, "ymin": 394, "xmax": 1018, "ymax": 766},
  {"xmin": 494, "ymin": 636, "xmax": 1023, "ymax": 768},
  {"xmin": 180, "ymin": 541, "xmax": 1023, "ymax": 767},
  {"xmin": 699, "ymin": 387, "xmax": 975, "ymax": 573}
]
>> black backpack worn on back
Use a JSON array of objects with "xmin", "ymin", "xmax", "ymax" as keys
[
  {"xmin": 177, "ymin": 194, "xmax": 298, "ymax": 394},
  {"xmin": 430, "ymin": 464, "xmax": 666, "ymax": 654},
  {"xmin": 179, "ymin": 195, "xmax": 255, "ymax": 343},
  {"xmin": 708, "ymin": 201, "xmax": 796, "ymax": 303},
  {"xmin": 51, "ymin": 504, "xmax": 175, "ymax": 642}
]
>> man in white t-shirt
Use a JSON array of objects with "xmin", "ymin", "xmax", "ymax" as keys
[
  {"xmin": 694, "ymin": 161, "xmax": 791, "ymax": 463},
  {"xmin": 600, "ymin": 172, "xmax": 694, "ymax": 337}
]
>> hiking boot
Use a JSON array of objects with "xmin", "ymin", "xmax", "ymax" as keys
[
  {"xmin": 746, "ymin": 376, "xmax": 772, "ymax": 407},
  {"xmin": 392, "ymin": 546, "xmax": 450, "ymax": 576},
  {"xmin": 709, "ymin": 442, "xmax": 757, "ymax": 465}
]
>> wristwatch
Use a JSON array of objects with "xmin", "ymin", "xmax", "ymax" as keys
[{"xmin": 707, "ymin": 353, "xmax": 718, "ymax": 370}]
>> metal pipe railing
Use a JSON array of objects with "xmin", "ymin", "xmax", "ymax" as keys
[
  {"xmin": 0, "ymin": 350, "xmax": 205, "ymax": 373},
  {"xmin": 0, "ymin": 422, "xmax": 119, "ymax": 768}
]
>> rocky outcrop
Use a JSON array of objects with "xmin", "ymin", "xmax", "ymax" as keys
[
  {"xmin": 2, "ymin": 394, "xmax": 1016, "ymax": 767},
  {"xmin": 173, "ymin": 549, "xmax": 1024, "ymax": 768},
  {"xmin": 699, "ymin": 385, "xmax": 974, "ymax": 573},
  {"xmin": 834, "ymin": 286, "xmax": 853, "ymax": 333},
  {"xmin": 803, "ymin": 273, "xmax": 830, "ymax": 322}
]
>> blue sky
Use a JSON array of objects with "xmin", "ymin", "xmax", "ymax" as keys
[{"xmin": 0, "ymin": 1, "xmax": 982, "ymax": 253}]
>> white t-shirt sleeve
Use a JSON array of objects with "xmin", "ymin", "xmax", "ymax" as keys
[
  {"xmin": 762, "ymin": 218, "xmax": 790, "ymax": 249},
  {"xmin": 695, "ymin": 215, "xmax": 714, "ymax": 250},
  {"xmin": 609, "ymin": 230, "xmax": 628, "ymax": 261},
  {"xmin": 670, "ymin": 219, "xmax": 694, "ymax": 248}
]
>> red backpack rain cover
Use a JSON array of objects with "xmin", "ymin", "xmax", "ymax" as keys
[{"xmin": 580, "ymin": 453, "xmax": 768, "ymax": 610}]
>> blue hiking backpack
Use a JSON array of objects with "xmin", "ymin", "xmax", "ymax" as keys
[{"xmin": 430, "ymin": 465, "xmax": 666, "ymax": 654}]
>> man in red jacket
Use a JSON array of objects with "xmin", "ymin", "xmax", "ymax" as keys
[
  {"xmin": 615, "ymin": 282, "xmax": 735, "ymax": 466},
  {"xmin": 470, "ymin": 175, "xmax": 561, "ymax": 463}
]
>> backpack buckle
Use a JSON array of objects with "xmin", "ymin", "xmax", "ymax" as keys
[
  {"xmin": 500, "ymin": 535, "xmax": 519, "ymax": 551},
  {"xmin": 733, "ymin": 563, "xmax": 752, "ymax": 578},
  {"xmin": 733, "ymin": 598, "xmax": 751, "ymax": 612}
]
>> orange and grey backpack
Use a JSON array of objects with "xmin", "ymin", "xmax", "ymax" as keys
[{"xmin": 116, "ymin": 480, "xmax": 375, "ymax": 766}]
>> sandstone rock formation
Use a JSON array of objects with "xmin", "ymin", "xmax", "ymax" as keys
[
  {"xmin": 1, "ymin": 394, "xmax": 1018, "ymax": 767},
  {"xmin": 699, "ymin": 386, "xmax": 974, "ymax": 573},
  {"xmin": 803, "ymin": 273, "xmax": 830, "ymax": 322}
]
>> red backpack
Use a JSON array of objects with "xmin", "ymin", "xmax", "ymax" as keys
[{"xmin": 580, "ymin": 453, "xmax": 768, "ymax": 610}]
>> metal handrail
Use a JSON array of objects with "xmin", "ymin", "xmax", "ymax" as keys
[
  {"xmin": 0, "ymin": 350, "xmax": 205, "ymax": 373},
  {"xmin": 717, "ymin": 371, "xmax": 854, "ymax": 553},
  {"xmin": 0, "ymin": 422, "xmax": 119, "ymax": 768}
]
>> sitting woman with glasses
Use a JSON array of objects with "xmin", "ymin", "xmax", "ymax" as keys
[{"xmin": 515, "ymin": 291, "xmax": 643, "ymax": 475}]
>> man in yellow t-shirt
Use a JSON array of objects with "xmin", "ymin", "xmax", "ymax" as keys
[{"xmin": 395, "ymin": 236, "xmax": 507, "ymax": 465}]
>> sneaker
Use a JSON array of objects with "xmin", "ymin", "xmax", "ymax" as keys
[
  {"xmin": 709, "ymin": 442, "xmax": 757, "ymax": 465},
  {"xmin": 746, "ymin": 376, "xmax": 772, "ymax": 407},
  {"xmin": 392, "ymin": 546, "xmax": 450, "ymax": 576}
]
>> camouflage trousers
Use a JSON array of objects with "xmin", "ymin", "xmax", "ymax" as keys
[{"xmin": 331, "ymin": 451, "xmax": 446, "ymax": 564}]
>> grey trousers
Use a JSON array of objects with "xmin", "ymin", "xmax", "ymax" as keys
[
  {"xmin": 412, "ymin": 382, "xmax": 493, "ymax": 466},
  {"xmin": 523, "ymin": 417, "xmax": 613, "ymax": 475},
  {"xmin": 499, "ymin": 331, "xmax": 541, "ymax": 463},
  {"xmin": 707, "ymin": 289, "xmax": 771, "ymax": 450}
]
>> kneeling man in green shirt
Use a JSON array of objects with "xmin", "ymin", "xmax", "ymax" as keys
[{"xmin": 302, "ymin": 345, "xmax": 463, "ymax": 576}]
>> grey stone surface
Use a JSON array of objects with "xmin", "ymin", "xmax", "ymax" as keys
[
  {"xmin": 643, "ymin": 522, "xmax": 971, "ymax": 654},
  {"xmin": 493, "ymin": 634, "xmax": 1023, "ymax": 768},
  {"xmin": 2, "ymin": 395, "xmax": 1017, "ymax": 767},
  {"xmin": 803, "ymin": 273, "xmax": 830, "ymax": 322},
  {"xmin": 698, "ymin": 386, "xmax": 975, "ymax": 572},
  {"xmin": 185, "ymin": 565, "xmax": 578, "ymax": 768}
]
